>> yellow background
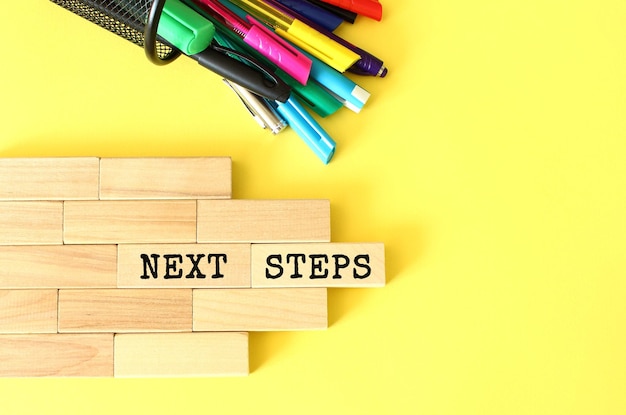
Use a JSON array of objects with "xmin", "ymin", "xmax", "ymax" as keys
[{"xmin": 1, "ymin": 0, "xmax": 625, "ymax": 413}]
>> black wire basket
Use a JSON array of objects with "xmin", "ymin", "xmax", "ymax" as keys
[{"xmin": 50, "ymin": 0, "xmax": 180, "ymax": 65}]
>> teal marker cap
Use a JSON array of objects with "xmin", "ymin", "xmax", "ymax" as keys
[{"xmin": 157, "ymin": 0, "xmax": 215, "ymax": 55}]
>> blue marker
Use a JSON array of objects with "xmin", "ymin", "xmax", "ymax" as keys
[
  {"xmin": 273, "ymin": 96, "xmax": 336, "ymax": 164},
  {"xmin": 301, "ymin": 48, "xmax": 370, "ymax": 113}
]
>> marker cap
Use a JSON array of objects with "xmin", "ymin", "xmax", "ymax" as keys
[
  {"xmin": 277, "ymin": 19, "xmax": 360, "ymax": 72},
  {"xmin": 158, "ymin": 0, "xmax": 216, "ymax": 55},
  {"xmin": 244, "ymin": 16, "xmax": 312, "ymax": 85},
  {"xmin": 275, "ymin": 96, "xmax": 336, "ymax": 164}
]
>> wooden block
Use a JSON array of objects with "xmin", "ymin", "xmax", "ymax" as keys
[
  {"xmin": 114, "ymin": 332, "xmax": 248, "ymax": 377},
  {"xmin": 0, "ymin": 245, "xmax": 117, "ymax": 288},
  {"xmin": 0, "ymin": 290, "xmax": 57, "ymax": 334},
  {"xmin": 197, "ymin": 199, "xmax": 330, "ymax": 242},
  {"xmin": 63, "ymin": 200, "xmax": 197, "ymax": 244},
  {"xmin": 193, "ymin": 288, "xmax": 327, "ymax": 331},
  {"xmin": 118, "ymin": 244, "xmax": 250, "ymax": 288},
  {"xmin": 0, "ymin": 157, "xmax": 100, "ymax": 200},
  {"xmin": 99, "ymin": 157, "xmax": 231, "ymax": 200},
  {"xmin": 0, "ymin": 334, "xmax": 113, "ymax": 377},
  {"xmin": 0, "ymin": 202, "xmax": 63, "ymax": 245},
  {"xmin": 58, "ymin": 289, "xmax": 192, "ymax": 333},
  {"xmin": 251, "ymin": 243, "xmax": 386, "ymax": 287}
]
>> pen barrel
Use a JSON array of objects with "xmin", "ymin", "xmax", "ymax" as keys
[
  {"xmin": 277, "ymin": 19, "xmax": 359, "ymax": 72},
  {"xmin": 272, "ymin": 0, "xmax": 343, "ymax": 32},
  {"xmin": 194, "ymin": 46, "xmax": 291, "ymax": 102},
  {"xmin": 305, "ymin": 0, "xmax": 357, "ymax": 23},
  {"xmin": 322, "ymin": 0, "xmax": 382, "ymax": 21}
]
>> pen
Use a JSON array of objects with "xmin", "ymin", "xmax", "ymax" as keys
[
  {"xmin": 263, "ymin": 0, "xmax": 387, "ymax": 76},
  {"xmin": 271, "ymin": 0, "xmax": 344, "ymax": 32},
  {"xmin": 304, "ymin": 0, "xmax": 357, "ymax": 23},
  {"xmin": 220, "ymin": 0, "xmax": 369, "ymax": 112},
  {"xmin": 212, "ymin": 29, "xmax": 336, "ymax": 163},
  {"xmin": 223, "ymin": 79, "xmax": 288, "ymax": 134},
  {"xmin": 319, "ymin": 0, "xmax": 382, "ymax": 21},
  {"xmin": 221, "ymin": 0, "xmax": 360, "ymax": 73},
  {"xmin": 188, "ymin": 0, "xmax": 312, "ymax": 84},
  {"xmin": 158, "ymin": 0, "xmax": 293, "ymax": 101},
  {"xmin": 192, "ymin": 42, "xmax": 291, "ymax": 102},
  {"xmin": 211, "ymin": 24, "xmax": 343, "ymax": 117}
]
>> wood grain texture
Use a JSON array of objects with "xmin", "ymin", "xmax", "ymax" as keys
[
  {"xmin": 58, "ymin": 289, "xmax": 192, "ymax": 333},
  {"xmin": 117, "ymin": 243, "xmax": 251, "ymax": 288},
  {"xmin": 99, "ymin": 157, "xmax": 231, "ymax": 200},
  {"xmin": 251, "ymin": 243, "xmax": 386, "ymax": 287},
  {"xmin": 0, "ymin": 157, "xmax": 100, "ymax": 200},
  {"xmin": 114, "ymin": 332, "xmax": 248, "ymax": 377},
  {"xmin": 63, "ymin": 200, "xmax": 197, "ymax": 244},
  {"xmin": 0, "ymin": 290, "xmax": 57, "ymax": 333},
  {"xmin": 193, "ymin": 288, "xmax": 327, "ymax": 331},
  {"xmin": 0, "ymin": 334, "xmax": 113, "ymax": 377},
  {"xmin": 0, "ymin": 202, "xmax": 63, "ymax": 245},
  {"xmin": 0, "ymin": 245, "xmax": 117, "ymax": 288},
  {"xmin": 197, "ymin": 199, "xmax": 331, "ymax": 242}
]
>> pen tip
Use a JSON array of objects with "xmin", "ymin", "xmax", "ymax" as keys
[{"xmin": 378, "ymin": 66, "xmax": 388, "ymax": 77}]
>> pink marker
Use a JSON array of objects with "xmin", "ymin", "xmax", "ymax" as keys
[{"xmin": 191, "ymin": 0, "xmax": 312, "ymax": 84}]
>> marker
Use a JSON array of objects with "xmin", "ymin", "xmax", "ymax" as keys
[
  {"xmin": 264, "ymin": 0, "xmax": 387, "ymax": 76},
  {"xmin": 214, "ymin": 29, "xmax": 336, "ymax": 163},
  {"xmin": 273, "ymin": 96, "xmax": 336, "ymax": 164},
  {"xmin": 157, "ymin": 0, "xmax": 216, "ymax": 54},
  {"xmin": 223, "ymin": 0, "xmax": 360, "ymax": 72},
  {"xmin": 302, "ymin": 48, "xmax": 370, "ymax": 112},
  {"xmin": 212, "ymin": 26, "xmax": 343, "ymax": 117},
  {"xmin": 189, "ymin": 0, "xmax": 312, "ymax": 84},
  {"xmin": 220, "ymin": 0, "xmax": 369, "ymax": 111}
]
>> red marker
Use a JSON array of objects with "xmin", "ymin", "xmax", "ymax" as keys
[{"xmin": 319, "ymin": 0, "xmax": 382, "ymax": 21}]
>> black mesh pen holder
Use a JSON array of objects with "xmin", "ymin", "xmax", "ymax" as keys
[{"xmin": 51, "ymin": 0, "xmax": 180, "ymax": 65}]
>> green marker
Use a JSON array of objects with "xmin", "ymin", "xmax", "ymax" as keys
[{"xmin": 157, "ymin": 0, "xmax": 215, "ymax": 55}]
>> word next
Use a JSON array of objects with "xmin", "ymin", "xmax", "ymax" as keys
[{"xmin": 140, "ymin": 253, "xmax": 228, "ymax": 279}]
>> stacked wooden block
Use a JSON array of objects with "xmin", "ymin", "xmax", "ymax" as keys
[{"xmin": 0, "ymin": 157, "xmax": 385, "ymax": 377}]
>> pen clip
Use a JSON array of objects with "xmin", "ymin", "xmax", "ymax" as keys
[
  {"xmin": 193, "ymin": 42, "xmax": 292, "ymax": 102},
  {"xmin": 223, "ymin": 79, "xmax": 287, "ymax": 134},
  {"xmin": 223, "ymin": 79, "xmax": 267, "ymax": 129}
]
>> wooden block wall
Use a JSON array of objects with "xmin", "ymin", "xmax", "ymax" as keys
[{"xmin": 0, "ymin": 157, "xmax": 385, "ymax": 377}]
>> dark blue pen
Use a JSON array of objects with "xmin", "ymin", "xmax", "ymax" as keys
[
  {"xmin": 272, "ymin": 0, "xmax": 344, "ymax": 32},
  {"xmin": 304, "ymin": 0, "xmax": 357, "ymax": 23}
]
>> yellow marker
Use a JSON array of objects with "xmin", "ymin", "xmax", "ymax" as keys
[{"xmin": 226, "ymin": 0, "xmax": 360, "ymax": 72}]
